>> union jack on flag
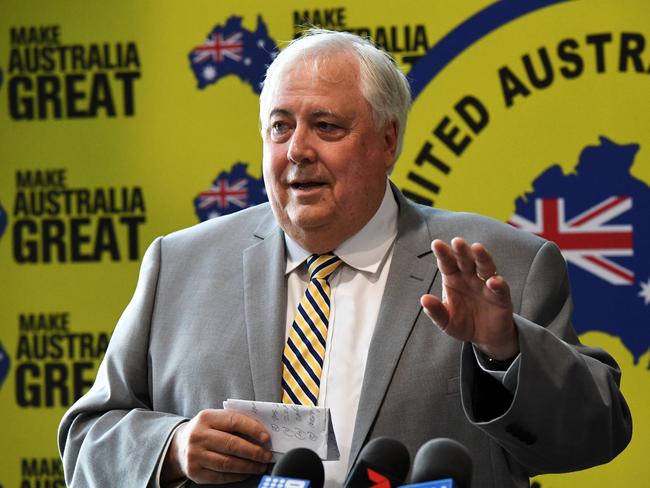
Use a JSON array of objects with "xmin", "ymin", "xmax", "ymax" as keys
[
  {"xmin": 198, "ymin": 179, "xmax": 249, "ymax": 211},
  {"xmin": 188, "ymin": 16, "xmax": 277, "ymax": 92},
  {"xmin": 192, "ymin": 32, "xmax": 244, "ymax": 64},
  {"xmin": 193, "ymin": 163, "xmax": 267, "ymax": 222},
  {"xmin": 509, "ymin": 196, "xmax": 634, "ymax": 285}
]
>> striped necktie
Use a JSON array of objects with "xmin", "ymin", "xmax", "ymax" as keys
[{"xmin": 281, "ymin": 253, "xmax": 343, "ymax": 406}]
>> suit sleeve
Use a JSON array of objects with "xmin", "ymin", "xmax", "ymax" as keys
[
  {"xmin": 58, "ymin": 237, "xmax": 188, "ymax": 487},
  {"xmin": 460, "ymin": 240, "xmax": 632, "ymax": 474}
]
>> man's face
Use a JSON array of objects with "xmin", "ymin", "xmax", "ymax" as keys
[{"xmin": 262, "ymin": 52, "xmax": 397, "ymax": 252}]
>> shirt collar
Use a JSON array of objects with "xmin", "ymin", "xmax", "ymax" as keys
[{"xmin": 284, "ymin": 180, "xmax": 398, "ymax": 274}]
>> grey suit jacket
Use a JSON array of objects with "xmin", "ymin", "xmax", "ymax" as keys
[{"xmin": 58, "ymin": 186, "xmax": 632, "ymax": 488}]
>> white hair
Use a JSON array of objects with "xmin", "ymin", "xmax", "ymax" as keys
[{"xmin": 259, "ymin": 28, "xmax": 412, "ymax": 162}]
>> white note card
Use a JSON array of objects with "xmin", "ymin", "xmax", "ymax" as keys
[{"xmin": 223, "ymin": 399, "xmax": 339, "ymax": 461}]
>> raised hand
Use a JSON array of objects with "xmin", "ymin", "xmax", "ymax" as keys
[{"xmin": 420, "ymin": 237, "xmax": 519, "ymax": 361}]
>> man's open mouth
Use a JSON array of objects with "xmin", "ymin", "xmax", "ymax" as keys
[{"xmin": 290, "ymin": 182, "xmax": 326, "ymax": 190}]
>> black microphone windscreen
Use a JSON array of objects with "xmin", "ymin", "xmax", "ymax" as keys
[
  {"xmin": 410, "ymin": 438, "xmax": 473, "ymax": 488},
  {"xmin": 272, "ymin": 448, "xmax": 325, "ymax": 488},
  {"xmin": 358, "ymin": 436, "xmax": 411, "ymax": 480}
]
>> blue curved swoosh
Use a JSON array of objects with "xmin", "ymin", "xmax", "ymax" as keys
[{"xmin": 409, "ymin": 0, "xmax": 571, "ymax": 99}]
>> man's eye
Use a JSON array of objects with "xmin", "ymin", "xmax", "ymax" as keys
[
  {"xmin": 271, "ymin": 121, "xmax": 288, "ymax": 133},
  {"xmin": 317, "ymin": 122, "xmax": 338, "ymax": 132}
]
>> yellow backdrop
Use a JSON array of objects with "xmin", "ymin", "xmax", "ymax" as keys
[{"xmin": 0, "ymin": 1, "xmax": 647, "ymax": 486}]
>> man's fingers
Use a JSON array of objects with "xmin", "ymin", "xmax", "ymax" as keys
[
  {"xmin": 187, "ymin": 466, "xmax": 250, "ymax": 485},
  {"xmin": 174, "ymin": 410, "xmax": 273, "ymax": 484},
  {"xmin": 435, "ymin": 238, "xmax": 496, "ymax": 281},
  {"xmin": 469, "ymin": 243, "xmax": 511, "ymax": 301},
  {"xmin": 199, "ymin": 446, "xmax": 269, "ymax": 475},
  {"xmin": 485, "ymin": 273, "xmax": 511, "ymax": 300},
  {"xmin": 420, "ymin": 294, "xmax": 449, "ymax": 329},
  {"xmin": 471, "ymin": 242, "xmax": 497, "ymax": 281},
  {"xmin": 196, "ymin": 428, "xmax": 272, "ymax": 463},
  {"xmin": 211, "ymin": 431, "xmax": 272, "ymax": 463},
  {"xmin": 451, "ymin": 238, "xmax": 476, "ymax": 276},
  {"xmin": 431, "ymin": 239, "xmax": 460, "ymax": 275},
  {"xmin": 200, "ymin": 410, "xmax": 270, "ymax": 445}
]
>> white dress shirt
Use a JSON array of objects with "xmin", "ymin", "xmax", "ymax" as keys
[{"xmin": 284, "ymin": 181, "xmax": 398, "ymax": 488}]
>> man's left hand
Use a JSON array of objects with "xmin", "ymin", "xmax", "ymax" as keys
[{"xmin": 420, "ymin": 237, "xmax": 519, "ymax": 361}]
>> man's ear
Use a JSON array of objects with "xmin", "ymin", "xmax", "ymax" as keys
[{"xmin": 383, "ymin": 120, "xmax": 399, "ymax": 169}]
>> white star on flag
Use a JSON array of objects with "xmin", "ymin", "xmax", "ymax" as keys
[
  {"xmin": 638, "ymin": 278, "xmax": 650, "ymax": 305},
  {"xmin": 203, "ymin": 66, "xmax": 217, "ymax": 80}
]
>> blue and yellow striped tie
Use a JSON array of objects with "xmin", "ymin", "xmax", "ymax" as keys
[{"xmin": 282, "ymin": 253, "xmax": 343, "ymax": 406}]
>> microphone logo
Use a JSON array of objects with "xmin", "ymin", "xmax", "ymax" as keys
[
  {"xmin": 367, "ymin": 468, "xmax": 391, "ymax": 488},
  {"xmin": 259, "ymin": 475, "xmax": 311, "ymax": 487}
]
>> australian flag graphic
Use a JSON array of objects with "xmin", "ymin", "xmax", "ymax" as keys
[
  {"xmin": 510, "ymin": 136, "xmax": 650, "ymax": 364},
  {"xmin": 0, "ymin": 201, "xmax": 7, "ymax": 242},
  {"xmin": 188, "ymin": 15, "xmax": 278, "ymax": 94},
  {"xmin": 194, "ymin": 162, "xmax": 267, "ymax": 221},
  {"xmin": 0, "ymin": 341, "xmax": 10, "ymax": 390}
]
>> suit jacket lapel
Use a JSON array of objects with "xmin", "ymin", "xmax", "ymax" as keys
[
  {"xmin": 348, "ymin": 185, "xmax": 439, "ymax": 467},
  {"xmin": 243, "ymin": 214, "xmax": 286, "ymax": 403}
]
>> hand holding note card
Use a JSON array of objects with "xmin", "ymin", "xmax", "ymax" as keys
[{"xmin": 223, "ymin": 399, "xmax": 339, "ymax": 461}]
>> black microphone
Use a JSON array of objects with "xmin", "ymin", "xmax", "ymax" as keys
[
  {"xmin": 344, "ymin": 437, "xmax": 411, "ymax": 487},
  {"xmin": 266, "ymin": 447, "xmax": 325, "ymax": 488},
  {"xmin": 404, "ymin": 438, "xmax": 473, "ymax": 488}
]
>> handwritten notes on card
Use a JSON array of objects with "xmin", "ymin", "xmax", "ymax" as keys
[{"xmin": 223, "ymin": 399, "xmax": 339, "ymax": 460}]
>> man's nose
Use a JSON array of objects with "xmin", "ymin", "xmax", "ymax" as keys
[{"xmin": 287, "ymin": 125, "xmax": 316, "ymax": 164}]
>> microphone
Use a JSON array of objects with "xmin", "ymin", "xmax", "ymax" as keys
[
  {"xmin": 400, "ymin": 438, "xmax": 473, "ymax": 488},
  {"xmin": 343, "ymin": 437, "xmax": 411, "ymax": 487},
  {"xmin": 258, "ymin": 447, "xmax": 325, "ymax": 488}
]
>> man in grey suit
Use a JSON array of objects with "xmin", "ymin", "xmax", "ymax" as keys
[{"xmin": 58, "ymin": 29, "xmax": 632, "ymax": 487}]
